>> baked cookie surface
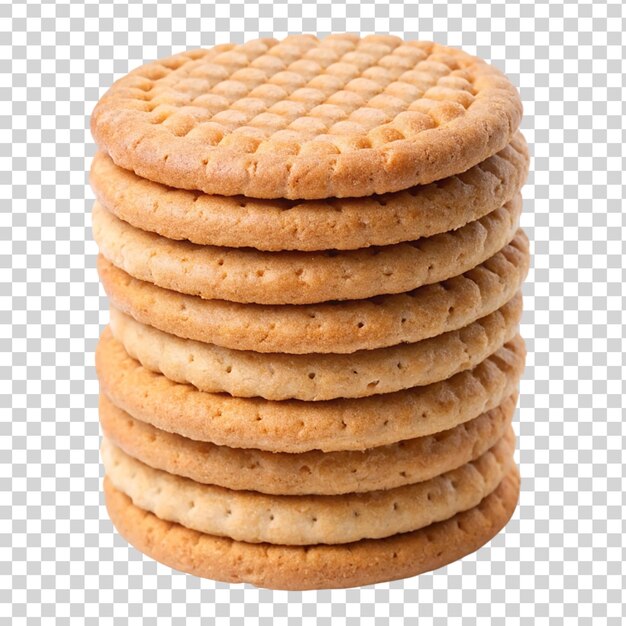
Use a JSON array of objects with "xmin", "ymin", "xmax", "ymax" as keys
[
  {"xmin": 104, "ymin": 467, "xmax": 520, "ymax": 589},
  {"xmin": 102, "ymin": 430, "xmax": 514, "ymax": 545},
  {"xmin": 96, "ymin": 331, "xmax": 525, "ymax": 452},
  {"xmin": 90, "ymin": 133, "xmax": 528, "ymax": 251},
  {"xmin": 107, "ymin": 293, "xmax": 521, "ymax": 401},
  {"xmin": 98, "ymin": 230, "xmax": 529, "ymax": 354},
  {"xmin": 92, "ymin": 196, "xmax": 521, "ymax": 305},
  {"xmin": 100, "ymin": 391, "xmax": 517, "ymax": 495},
  {"xmin": 91, "ymin": 35, "xmax": 522, "ymax": 199}
]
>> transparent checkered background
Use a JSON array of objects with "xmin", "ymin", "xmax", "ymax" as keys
[{"xmin": 2, "ymin": 0, "xmax": 625, "ymax": 623}]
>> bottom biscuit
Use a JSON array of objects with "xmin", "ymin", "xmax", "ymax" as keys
[{"xmin": 104, "ymin": 468, "xmax": 519, "ymax": 590}]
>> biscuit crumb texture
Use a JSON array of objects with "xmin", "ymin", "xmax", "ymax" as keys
[{"xmin": 107, "ymin": 293, "xmax": 522, "ymax": 401}]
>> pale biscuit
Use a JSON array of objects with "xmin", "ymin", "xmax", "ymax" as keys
[
  {"xmin": 108, "ymin": 294, "xmax": 521, "ymax": 401},
  {"xmin": 98, "ymin": 230, "xmax": 529, "ymax": 354},
  {"xmin": 102, "ymin": 430, "xmax": 514, "ymax": 545},
  {"xmin": 100, "ymin": 391, "xmax": 517, "ymax": 495},
  {"xmin": 90, "ymin": 134, "xmax": 528, "ymax": 251},
  {"xmin": 104, "ymin": 467, "xmax": 520, "ymax": 589},
  {"xmin": 96, "ymin": 331, "xmax": 525, "ymax": 452},
  {"xmin": 91, "ymin": 35, "xmax": 522, "ymax": 200},
  {"xmin": 93, "ymin": 196, "xmax": 521, "ymax": 305}
]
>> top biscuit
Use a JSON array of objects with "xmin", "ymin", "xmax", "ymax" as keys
[{"xmin": 91, "ymin": 34, "xmax": 522, "ymax": 199}]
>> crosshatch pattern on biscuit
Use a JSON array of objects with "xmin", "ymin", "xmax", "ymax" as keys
[{"xmin": 92, "ymin": 35, "xmax": 522, "ymax": 199}]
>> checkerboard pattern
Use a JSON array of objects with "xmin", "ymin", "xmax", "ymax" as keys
[{"xmin": 2, "ymin": 0, "xmax": 625, "ymax": 623}]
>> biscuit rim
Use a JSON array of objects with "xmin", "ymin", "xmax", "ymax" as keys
[
  {"xmin": 97, "ymin": 230, "xmax": 529, "ymax": 354},
  {"xmin": 90, "ymin": 133, "xmax": 528, "ymax": 251},
  {"xmin": 96, "ymin": 332, "xmax": 526, "ymax": 452},
  {"xmin": 99, "ymin": 391, "xmax": 518, "ymax": 495},
  {"xmin": 104, "ymin": 467, "xmax": 520, "ymax": 589},
  {"xmin": 102, "ymin": 430, "xmax": 514, "ymax": 545},
  {"xmin": 107, "ymin": 293, "xmax": 522, "ymax": 401},
  {"xmin": 92, "ymin": 195, "xmax": 522, "ymax": 305}
]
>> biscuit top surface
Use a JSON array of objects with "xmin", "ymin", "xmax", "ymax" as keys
[{"xmin": 91, "ymin": 34, "xmax": 522, "ymax": 199}]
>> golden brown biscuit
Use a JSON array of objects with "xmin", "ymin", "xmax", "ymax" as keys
[
  {"xmin": 92, "ymin": 196, "xmax": 521, "ymax": 304},
  {"xmin": 91, "ymin": 35, "xmax": 522, "ymax": 199},
  {"xmin": 107, "ymin": 293, "xmax": 521, "ymax": 400},
  {"xmin": 104, "ymin": 467, "xmax": 520, "ymax": 589},
  {"xmin": 102, "ymin": 431, "xmax": 514, "ymax": 545},
  {"xmin": 100, "ymin": 391, "xmax": 517, "ymax": 495},
  {"xmin": 98, "ymin": 230, "xmax": 529, "ymax": 354},
  {"xmin": 89, "ymin": 134, "xmax": 528, "ymax": 251},
  {"xmin": 96, "ymin": 331, "xmax": 525, "ymax": 452}
]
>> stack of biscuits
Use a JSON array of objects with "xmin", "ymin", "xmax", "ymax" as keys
[{"xmin": 91, "ymin": 34, "xmax": 529, "ymax": 589}]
